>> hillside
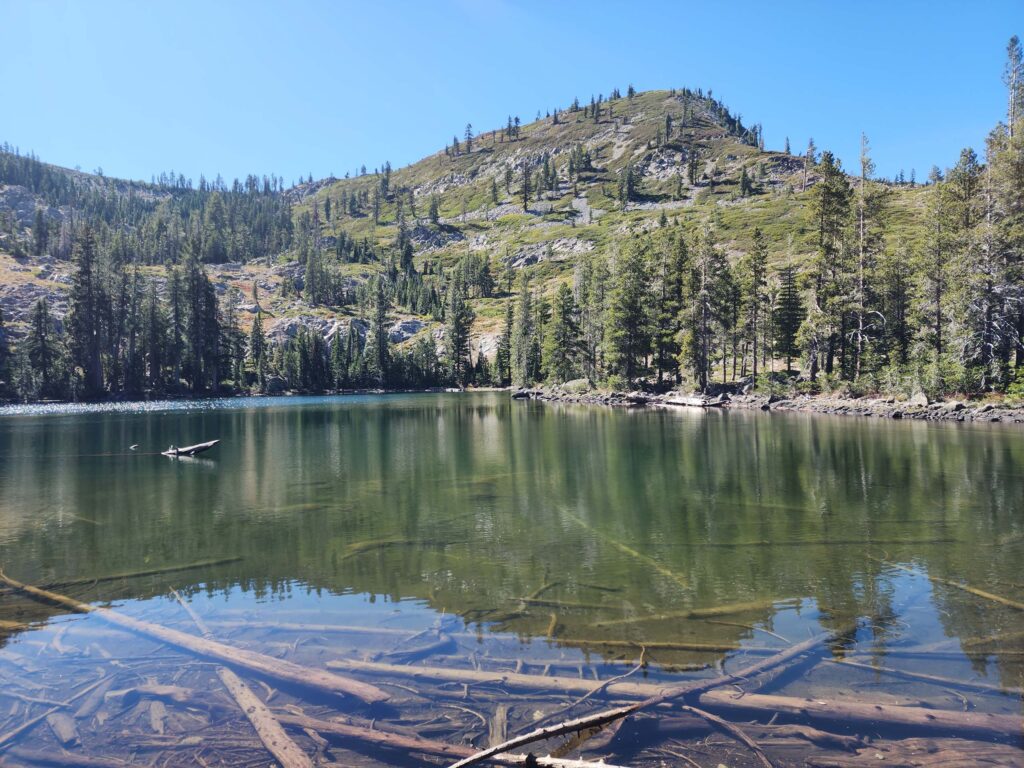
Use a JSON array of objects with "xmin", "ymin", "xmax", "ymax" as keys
[{"xmin": 0, "ymin": 84, "xmax": 983, "ymax": 400}]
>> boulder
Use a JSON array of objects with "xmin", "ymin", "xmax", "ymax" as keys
[{"xmin": 908, "ymin": 392, "xmax": 929, "ymax": 407}]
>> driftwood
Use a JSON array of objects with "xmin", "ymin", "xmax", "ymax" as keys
[
  {"xmin": 446, "ymin": 630, "xmax": 834, "ymax": 768},
  {"xmin": 275, "ymin": 711, "xmax": 630, "ymax": 767},
  {"xmin": 171, "ymin": 588, "xmax": 314, "ymax": 768},
  {"xmin": 0, "ymin": 570, "xmax": 388, "ymax": 705}
]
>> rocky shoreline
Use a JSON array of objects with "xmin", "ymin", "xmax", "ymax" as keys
[{"xmin": 512, "ymin": 387, "xmax": 1024, "ymax": 424}]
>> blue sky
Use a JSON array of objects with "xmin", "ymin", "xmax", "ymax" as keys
[{"xmin": 1, "ymin": 1, "xmax": 1018, "ymax": 185}]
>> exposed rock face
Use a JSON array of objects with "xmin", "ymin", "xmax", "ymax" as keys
[
  {"xmin": 0, "ymin": 185, "xmax": 64, "ymax": 229},
  {"xmin": 388, "ymin": 319, "xmax": 425, "ymax": 343},
  {"xmin": 0, "ymin": 281, "xmax": 68, "ymax": 338},
  {"xmin": 410, "ymin": 224, "xmax": 465, "ymax": 253},
  {"xmin": 505, "ymin": 237, "xmax": 594, "ymax": 269}
]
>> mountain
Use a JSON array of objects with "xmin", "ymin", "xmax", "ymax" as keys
[{"xmin": 0, "ymin": 77, "xmax": 1017, "ymax": 402}]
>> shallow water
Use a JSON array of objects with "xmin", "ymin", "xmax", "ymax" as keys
[{"xmin": 0, "ymin": 392, "xmax": 1022, "ymax": 764}]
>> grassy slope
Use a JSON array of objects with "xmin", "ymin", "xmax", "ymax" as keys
[
  {"xmin": 0, "ymin": 90, "xmax": 930, "ymax": 350},
  {"xmin": 292, "ymin": 90, "xmax": 928, "ymax": 339}
]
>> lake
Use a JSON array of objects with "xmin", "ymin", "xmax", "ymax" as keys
[{"xmin": 0, "ymin": 392, "xmax": 1021, "ymax": 765}]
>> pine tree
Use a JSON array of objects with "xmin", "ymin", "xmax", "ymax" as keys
[
  {"xmin": 543, "ymin": 284, "xmax": 581, "ymax": 383},
  {"xmin": 67, "ymin": 226, "xmax": 105, "ymax": 397},
  {"xmin": 249, "ymin": 310, "xmax": 267, "ymax": 388},
  {"xmin": 25, "ymin": 298, "xmax": 63, "ymax": 399},
  {"xmin": 605, "ymin": 242, "xmax": 652, "ymax": 384},
  {"xmin": 201, "ymin": 192, "xmax": 229, "ymax": 263},
  {"xmin": 521, "ymin": 164, "xmax": 531, "ymax": 212},
  {"xmin": 366, "ymin": 277, "xmax": 390, "ymax": 386},
  {"xmin": 803, "ymin": 138, "xmax": 817, "ymax": 191},
  {"xmin": 807, "ymin": 150, "xmax": 852, "ymax": 379},
  {"xmin": 851, "ymin": 134, "xmax": 889, "ymax": 378},
  {"xmin": 739, "ymin": 167, "xmax": 752, "ymax": 196},
  {"xmin": 1005, "ymin": 35, "xmax": 1024, "ymax": 138},
  {"xmin": 464, "ymin": 123, "xmax": 473, "ymax": 154},
  {"xmin": 652, "ymin": 232, "xmax": 687, "ymax": 384},
  {"xmin": 496, "ymin": 298, "xmax": 513, "ymax": 386},
  {"xmin": 738, "ymin": 228, "xmax": 769, "ymax": 381},
  {"xmin": 32, "ymin": 208, "xmax": 48, "ymax": 256},
  {"xmin": 444, "ymin": 276, "xmax": 474, "ymax": 386},
  {"xmin": 511, "ymin": 273, "xmax": 534, "ymax": 386},
  {"xmin": 774, "ymin": 266, "xmax": 804, "ymax": 372},
  {"xmin": 685, "ymin": 226, "xmax": 729, "ymax": 391}
]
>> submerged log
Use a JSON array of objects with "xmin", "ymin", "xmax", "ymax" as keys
[
  {"xmin": 446, "ymin": 630, "xmax": 835, "ymax": 768},
  {"xmin": 0, "ymin": 676, "xmax": 107, "ymax": 750},
  {"xmin": 0, "ymin": 571, "xmax": 388, "ymax": 706},
  {"xmin": 171, "ymin": 588, "xmax": 314, "ymax": 768},
  {"xmin": 0, "ymin": 558, "xmax": 244, "ymax": 597},
  {"xmin": 276, "ymin": 712, "xmax": 628, "ymax": 768},
  {"xmin": 326, "ymin": 658, "xmax": 666, "ymax": 698},
  {"xmin": 803, "ymin": 737, "xmax": 1024, "ymax": 767},
  {"xmin": 878, "ymin": 559, "xmax": 1024, "ymax": 612},
  {"xmin": 826, "ymin": 657, "xmax": 1022, "ymax": 697},
  {"xmin": 594, "ymin": 599, "xmax": 786, "ymax": 627},
  {"xmin": 679, "ymin": 704, "xmax": 774, "ymax": 768},
  {"xmin": 698, "ymin": 689, "xmax": 1022, "ymax": 741},
  {"xmin": 3, "ymin": 748, "xmax": 129, "ymax": 767},
  {"xmin": 45, "ymin": 712, "xmax": 80, "ymax": 747},
  {"xmin": 563, "ymin": 511, "xmax": 688, "ymax": 588}
]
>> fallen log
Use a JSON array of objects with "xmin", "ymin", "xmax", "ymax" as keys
[
  {"xmin": 446, "ymin": 630, "xmax": 835, "ymax": 768},
  {"xmin": 0, "ymin": 570, "xmax": 388, "ymax": 706},
  {"xmin": 276, "ymin": 711, "xmax": 628, "ymax": 768},
  {"xmin": 171, "ymin": 588, "xmax": 313, "ymax": 768}
]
